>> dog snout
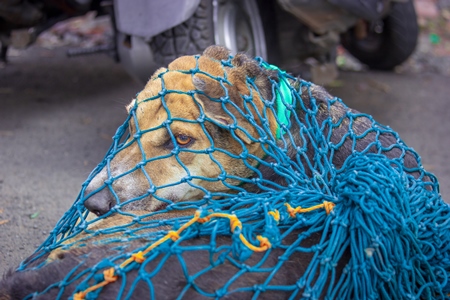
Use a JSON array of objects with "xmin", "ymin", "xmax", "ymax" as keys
[{"xmin": 83, "ymin": 188, "xmax": 116, "ymax": 216}]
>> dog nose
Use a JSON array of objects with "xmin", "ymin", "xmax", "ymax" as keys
[{"xmin": 83, "ymin": 188, "xmax": 116, "ymax": 216}]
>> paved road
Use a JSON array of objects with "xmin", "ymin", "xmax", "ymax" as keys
[{"xmin": 0, "ymin": 47, "xmax": 449, "ymax": 275}]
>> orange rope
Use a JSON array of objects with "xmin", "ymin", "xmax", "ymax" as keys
[
  {"xmin": 73, "ymin": 268, "xmax": 117, "ymax": 300},
  {"xmin": 73, "ymin": 211, "xmax": 202, "ymax": 300},
  {"xmin": 268, "ymin": 210, "xmax": 280, "ymax": 222},
  {"xmin": 73, "ymin": 202, "xmax": 334, "ymax": 299},
  {"xmin": 285, "ymin": 201, "xmax": 335, "ymax": 218}
]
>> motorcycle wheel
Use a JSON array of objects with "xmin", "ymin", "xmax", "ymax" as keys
[
  {"xmin": 149, "ymin": 0, "xmax": 275, "ymax": 69},
  {"xmin": 341, "ymin": 0, "xmax": 418, "ymax": 70}
]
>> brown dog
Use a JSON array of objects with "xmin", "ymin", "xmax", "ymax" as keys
[
  {"xmin": 83, "ymin": 45, "xmax": 420, "ymax": 217},
  {"xmin": 0, "ymin": 46, "xmax": 428, "ymax": 299}
]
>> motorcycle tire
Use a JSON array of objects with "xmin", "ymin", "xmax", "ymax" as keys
[
  {"xmin": 340, "ymin": 0, "xmax": 418, "ymax": 70},
  {"xmin": 149, "ymin": 0, "xmax": 277, "ymax": 69}
]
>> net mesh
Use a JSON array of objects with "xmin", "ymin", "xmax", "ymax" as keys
[{"xmin": 15, "ymin": 47, "xmax": 450, "ymax": 299}]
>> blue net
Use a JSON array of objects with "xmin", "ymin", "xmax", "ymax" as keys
[{"xmin": 10, "ymin": 46, "xmax": 450, "ymax": 299}]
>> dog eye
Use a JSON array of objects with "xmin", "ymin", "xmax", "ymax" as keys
[{"xmin": 175, "ymin": 134, "xmax": 193, "ymax": 147}]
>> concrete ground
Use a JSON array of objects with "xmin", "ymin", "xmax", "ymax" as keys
[{"xmin": 0, "ymin": 46, "xmax": 449, "ymax": 276}]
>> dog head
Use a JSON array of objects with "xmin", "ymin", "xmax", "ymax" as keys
[{"xmin": 83, "ymin": 46, "xmax": 279, "ymax": 216}]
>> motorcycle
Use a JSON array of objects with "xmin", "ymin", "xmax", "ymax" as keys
[{"xmin": 0, "ymin": 0, "xmax": 418, "ymax": 84}]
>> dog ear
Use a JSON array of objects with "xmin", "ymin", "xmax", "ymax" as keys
[
  {"xmin": 226, "ymin": 53, "xmax": 280, "ymax": 138},
  {"xmin": 193, "ymin": 74, "xmax": 257, "ymax": 144},
  {"xmin": 229, "ymin": 53, "xmax": 278, "ymax": 101},
  {"xmin": 202, "ymin": 46, "xmax": 231, "ymax": 61},
  {"xmin": 150, "ymin": 67, "xmax": 167, "ymax": 80}
]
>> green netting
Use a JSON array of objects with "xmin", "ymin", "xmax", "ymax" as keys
[{"xmin": 15, "ymin": 46, "xmax": 450, "ymax": 299}]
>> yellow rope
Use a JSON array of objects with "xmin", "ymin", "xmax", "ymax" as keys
[
  {"xmin": 73, "ymin": 211, "xmax": 202, "ymax": 300},
  {"xmin": 285, "ymin": 201, "xmax": 335, "ymax": 217},
  {"xmin": 74, "ymin": 201, "xmax": 334, "ymax": 299},
  {"xmin": 268, "ymin": 210, "xmax": 280, "ymax": 222},
  {"xmin": 73, "ymin": 268, "xmax": 117, "ymax": 300},
  {"xmin": 197, "ymin": 212, "xmax": 272, "ymax": 252}
]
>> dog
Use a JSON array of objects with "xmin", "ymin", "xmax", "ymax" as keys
[
  {"xmin": 0, "ymin": 45, "xmax": 428, "ymax": 299},
  {"xmin": 82, "ymin": 45, "xmax": 421, "ymax": 217}
]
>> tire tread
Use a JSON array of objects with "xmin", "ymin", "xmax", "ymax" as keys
[
  {"xmin": 149, "ymin": 0, "xmax": 214, "ymax": 67},
  {"xmin": 341, "ymin": 1, "xmax": 418, "ymax": 70}
]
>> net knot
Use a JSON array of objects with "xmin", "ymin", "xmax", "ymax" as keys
[
  {"xmin": 253, "ymin": 284, "xmax": 266, "ymax": 292},
  {"xmin": 323, "ymin": 201, "xmax": 335, "ymax": 215},
  {"xmin": 167, "ymin": 230, "xmax": 180, "ymax": 241},
  {"xmin": 73, "ymin": 292, "xmax": 85, "ymax": 300},
  {"xmin": 256, "ymin": 236, "xmax": 271, "ymax": 251},
  {"xmin": 239, "ymin": 234, "xmax": 271, "ymax": 252},
  {"xmin": 103, "ymin": 268, "xmax": 118, "ymax": 283},
  {"xmin": 229, "ymin": 215, "xmax": 242, "ymax": 232},
  {"xmin": 268, "ymin": 210, "xmax": 280, "ymax": 222},
  {"xmin": 285, "ymin": 203, "xmax": 299, "ymax": 218},
  {"xmin": 131, "ymin": 251, "xmax": 145, "ymax": 264},
  {"xmin": 197, "ymin": 216, "xmax": 210, "ymax": 224}
]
